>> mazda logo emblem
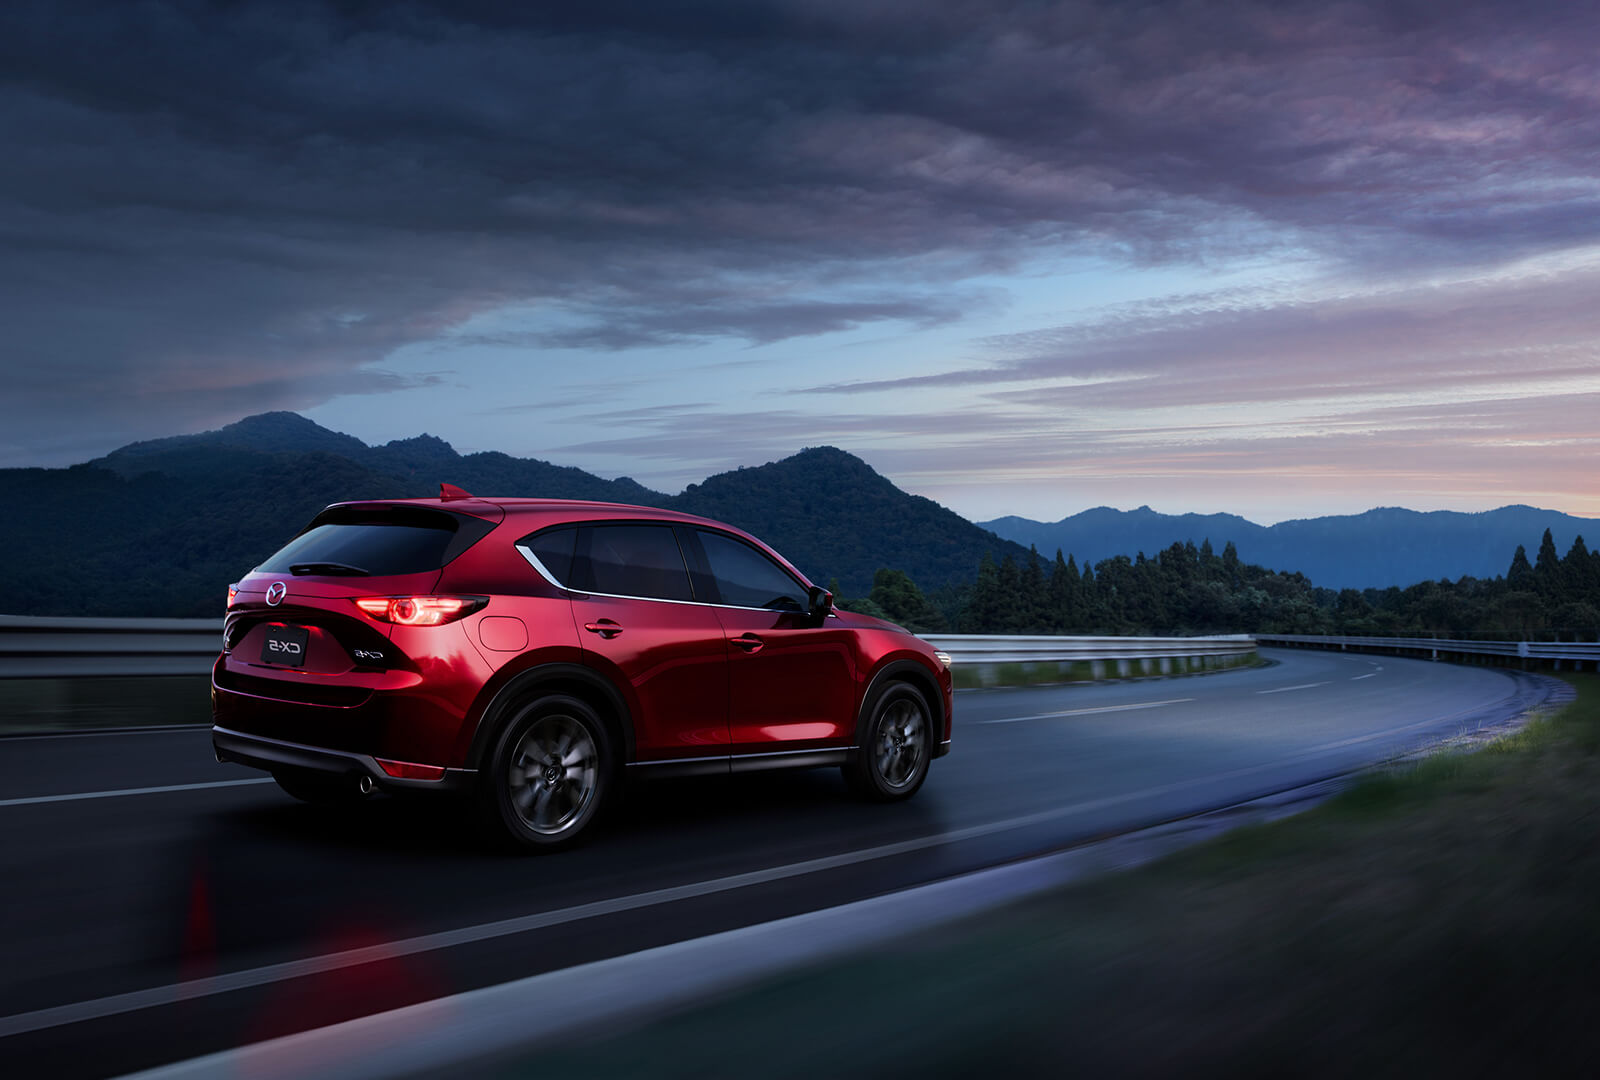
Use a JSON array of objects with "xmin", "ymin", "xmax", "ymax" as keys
[{"xmin": 265, "ymin": 581, "xmax": 287, "ymax": 606}]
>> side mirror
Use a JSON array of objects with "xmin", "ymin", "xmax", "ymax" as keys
[{"xmin": 806, "ymin": 586, "xmax": 834, "ymax": 623}]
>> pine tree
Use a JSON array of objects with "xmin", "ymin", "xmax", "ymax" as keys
[
  {"xmin": 1535, "ymin": 528, "xmax": 1562, "ymax": 593},
  {"xmin": 1048, "ymin": 549, "xmax": 1074, "ymax": 631},
  {"xmin": 1020, "ymin": 545, "xmax": 1048, "ymax": 632},
  {"xmin": 1508, "ymin": 544, "xmax": 1534, "ymax": 587},
  {"xmin": 963, "ymin": 552, "xmax": 1002, "ymax": 632},
  {"xmin": 996, "ymin": 554, "xmax": 1023, "ymax": 633}
]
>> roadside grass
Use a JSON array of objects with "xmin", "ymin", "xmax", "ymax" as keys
[
  {"xmin": 0, "ymin": 675, "xmax": 211, "ymax": 735},
  {"xmin": 504, "ymin": 674, "xmax": 1600, "ymax": 1079}
]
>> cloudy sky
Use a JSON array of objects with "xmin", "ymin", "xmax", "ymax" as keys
[{"xmin": 4, "ymin": 0, "xmax": 1597, "ymax": 523}]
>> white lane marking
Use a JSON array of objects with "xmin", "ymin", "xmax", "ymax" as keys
[
  {"xmin": 0, "ymin": 687, "xmax": 1510, "ymax": 1041},
  {"xmin": 979, "ymin": 698, "xmax": 1195, "ymax": 725},
  {"xmin": 0, "ymin": 778, "xmax": 273, "ymax": 808},
  {"xmin": 1257, "ymin": 682, "xmax": 1331, "ymax": 695},
  {"xmin": 1351, "ymin": 673, "xmax": 1379, "ymax": 681}
]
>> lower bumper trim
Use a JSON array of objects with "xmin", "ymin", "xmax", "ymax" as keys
[{"xmin": 212, "ymin": 726, "xmax": 475, "ymax": 793}]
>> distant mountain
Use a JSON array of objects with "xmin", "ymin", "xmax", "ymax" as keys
[
  {"xmin": 1, "ymin": 413, "xmax": 1025, "ymax": 615},
  {"xmin": 668, "ymin": 447, "xmax": 1030, "ymax": 595},
  {"xmin": 982, "ymin": 504, "xmax": 1597, "ymax": 590}
]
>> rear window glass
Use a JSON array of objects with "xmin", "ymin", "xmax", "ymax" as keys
[
  {"xmin": 574, "ymin": 525, "xmax": 693, "ymax": 602},
  {"xmin": 257, "ymin": 508, "xmax": 493, "ymax": 577}
]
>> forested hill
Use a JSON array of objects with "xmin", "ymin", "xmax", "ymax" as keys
[
  {"xmin": 0, "ymin": 413, "xmax": 1026, "ymax": 615},
  {"xmin": 983, "ymin": 503, "xmax": 1597, "ymax": 590}
]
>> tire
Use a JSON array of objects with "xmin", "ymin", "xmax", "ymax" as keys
[
  {"xmin": 272, "ymin": 767, "xmax": 368, "ymax": 805},
  {"xmin": 842, "ymin": 681, "xmax": 933, "ymax": 802},
  {"xmin": 477, "ymin": 693, "xmax": 614, "ymax": 852}
]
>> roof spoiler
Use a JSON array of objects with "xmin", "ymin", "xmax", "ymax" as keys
[{"xmin": 440, "ymin": 483, "xmax": 474, "ymax": 502}]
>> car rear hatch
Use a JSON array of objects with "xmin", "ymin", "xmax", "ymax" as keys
[{"xmin": 222, "ymin": 503, "xmax": 500, "ymax": 699}]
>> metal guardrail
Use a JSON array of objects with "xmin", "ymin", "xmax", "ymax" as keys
[
  {"xmin": 921, "ymin": 634, "xmax": 1257, "ymax": 665},
  {"xmin": 1255, "ymin": 633, "xmax": 1600, "ymax": 667},
  {"xmin": 0, "ymin": 615, "xmax": 221, "ymax": 677},
  {"xmin": 0, "ymin": 616, "xmax": 1258, "ymax": 679}
]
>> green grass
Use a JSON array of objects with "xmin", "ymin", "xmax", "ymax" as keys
[{"xmin": 499, "ymin": 674, "xmax": 1600, "ymax": 1079}]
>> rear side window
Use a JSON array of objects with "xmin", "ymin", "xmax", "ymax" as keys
[
  {"xmin": 257, "ymin": 508, "xmax": 494, "ymax": 577},
  {"xmin": 522, "ymin": 526, "xmax": 578, "ymax": 586},
  {"xmin": 574, "ymin": 525, "xmax": 693, "ymax": 602},
  {"xmin": 695, "ymin": 529, "xmax": 807, "ymax": 611}
]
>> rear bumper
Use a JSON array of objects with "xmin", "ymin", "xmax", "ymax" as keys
[{"xmin": 212, "ymin": 725, "xmax": 477, "ymax": 793}]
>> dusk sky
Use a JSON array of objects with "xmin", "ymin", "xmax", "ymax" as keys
[{"xmin": 3, "ymin": 0, "xmax": 1597, "ymax": 524}]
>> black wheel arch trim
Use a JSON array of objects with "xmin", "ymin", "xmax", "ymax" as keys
[
  {"xmin": 466, "ymin": 662, "xmax": 635, "ymax": 770},
  {"xmin": 857, "ymin": 657, "xmax": 944, "ymax": 740}
]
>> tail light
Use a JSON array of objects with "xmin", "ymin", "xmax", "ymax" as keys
[
  {"xmin": 352, "ymin": 595, "xmax": 488, "ymax": 626},
  {"xmin": 226, "ymin": 584, "xmax": 239, "ymax": 608}
]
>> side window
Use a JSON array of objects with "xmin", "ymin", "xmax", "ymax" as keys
[
  {"xmin": 696, "ymin": 530, "xmax": 807, "ymax": 611},
  {"xmin": 522, "ymin": 526, "xmax": 578, "ymax": 587},
  {"xmin": 577, "ymin": 525, "xmax": 694, "ymax": 602}
]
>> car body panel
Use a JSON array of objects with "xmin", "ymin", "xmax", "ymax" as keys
[{"xmin": 213, "ymin": 495, "xmax": 952, "ymax": 797}]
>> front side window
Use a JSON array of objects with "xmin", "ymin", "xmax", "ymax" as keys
[
  {"xmin": 696, "ymin": 530, "xmax": 807, "ymax": 611},
  {"xmin": 576, "ymin": 525, "xmax": 694, "ymax": 602}
]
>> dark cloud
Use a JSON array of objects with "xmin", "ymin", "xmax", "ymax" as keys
[{"xmin": 2, "ymin": 0, "xmax": 1597, "ymax": 460}]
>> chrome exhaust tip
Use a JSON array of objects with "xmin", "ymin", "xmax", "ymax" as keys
[{"xmin": 357, "ymin": 775, "xmax": 376, "ymax": 796}]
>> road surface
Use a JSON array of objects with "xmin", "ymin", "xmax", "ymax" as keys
[{"xmin": 0, "ymin": 648, "xmax": 1554, "ymax": 1078}]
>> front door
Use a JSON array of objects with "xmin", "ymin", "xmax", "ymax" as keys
[{"xmin": 685, "ymin": 528, "xmax": 855, "ymax": 755}]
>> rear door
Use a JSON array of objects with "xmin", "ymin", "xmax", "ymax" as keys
[
  {"xmin": 683, "ymin": 528, "xmax": 856, "ymax": 756},
  {"xmin": 562, "ymin": 523, "xmax": 730, "ymax": 763}
]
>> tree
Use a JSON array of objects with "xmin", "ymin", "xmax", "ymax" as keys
[
  {"xmin": 1048, "ymin": 549, "xmax": 1075, "ymax": 631},
  {"xmin": 867, "ymin": 568, "xmax": 946, "ymax": 633},
  {"xmin": 1534, "ymin": 528, "xmax": 1562, "ymax": 596},
  {"xmin": 1507, "ymin": 544, "xmax": 1534, "ymax": 588},
  {"xmin": 1019, "ymin": 546, "xmax": 1048, "ymax": 632},
  {"xmin": 962, "ymin": 552, "xmax": 1003, "ymax": 632}
]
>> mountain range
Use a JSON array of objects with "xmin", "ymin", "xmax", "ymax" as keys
[
  {"xmin": 0, "ymin": 411, "xmax": 1590, "ymax": 617},
  {"xmin": 1, "ymin": 412, "xmax": 1029, "ymax": 616},
  {"xmin": 982, "ymin": 504, "xmax": 1596, "ymax": 591}
]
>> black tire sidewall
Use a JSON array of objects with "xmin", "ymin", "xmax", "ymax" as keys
[
  {"xmin": 849, "ymin": 682, "xmax": 932, "ymax": 801},
  {"xmin": 481, "ymin": 693, "xmax": 613, "ymax": 851}
]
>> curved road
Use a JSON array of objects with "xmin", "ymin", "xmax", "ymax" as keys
[{"xmin": 0, "ymin": 649, "xmax": 1555, "ymax": 1078}]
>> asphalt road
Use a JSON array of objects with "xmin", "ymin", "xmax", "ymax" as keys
[{"xmin": 0, "ymin": 649, "xmax": 1555, "ymax": 1078}]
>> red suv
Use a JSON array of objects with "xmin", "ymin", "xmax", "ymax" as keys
[{"xmin": 213, "ymin": 489, "xmax": 953, "ymax": 850}]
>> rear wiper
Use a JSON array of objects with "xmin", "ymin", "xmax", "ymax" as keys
[{"xmin": 289, "ymin": 562, "xmax": 370, "ymax": 576}]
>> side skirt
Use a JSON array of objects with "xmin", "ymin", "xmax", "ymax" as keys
[{"xmin": 626, "ymin": 747, "xmax": 854, "ymax": 779}]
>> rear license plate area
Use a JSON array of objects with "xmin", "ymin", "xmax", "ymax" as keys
[{"xmin": 260, "ymin": 624, "xmax": 310, "ymax": 667}]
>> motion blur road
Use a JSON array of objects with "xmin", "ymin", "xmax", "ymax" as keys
[{"xmin": 0, "ymin": 648, "xmax": 1553, "ymax": 1078}]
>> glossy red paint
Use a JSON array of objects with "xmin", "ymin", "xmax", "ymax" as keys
[{"xmin": 212, "ymin": 496, "xmax": 953, "ymax": 812}]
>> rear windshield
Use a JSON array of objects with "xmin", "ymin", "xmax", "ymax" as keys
[{"xmin": 256, "ymin": 507, "xmax": 495, "ymax": 577}]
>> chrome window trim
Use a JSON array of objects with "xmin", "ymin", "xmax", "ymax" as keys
[{"xmin": 515, "ymin": 540, "xmax": 832, "ymax": 616}]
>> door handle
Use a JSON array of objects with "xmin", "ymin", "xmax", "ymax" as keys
[
  {"xmin": 731, "ymin": 633, "xmax": 764, "ymax": 653},
  {"xmin": 584, "ymin": 620, "xmax": 624, "ymax": 639}
]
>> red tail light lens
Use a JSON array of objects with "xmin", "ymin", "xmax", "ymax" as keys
[
  {"xmin": 353, "ymin": 596, "xmax": 487, "ymax": 626},
  {"xmin": 227, "ymin": 585, "xmax": 238, "ymax": 608}
]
